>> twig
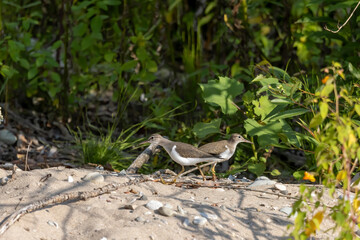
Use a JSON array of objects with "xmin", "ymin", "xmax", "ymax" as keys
[
  {"xmin": 127, "ymin": 144, "xmax": 161, "ymax": 174},
  {"xmin": 0, "ymin": 178, "xmax": 145, "ymax": 236},
  {"xmin": 24, "ymin": 140, "xmax": 32, "ymax": 171},
  {"xmin": 324, "ymin": 1, "xmax": 360, "ymax": 33}
]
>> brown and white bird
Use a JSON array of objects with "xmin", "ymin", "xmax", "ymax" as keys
[
  {"xmin": 198, "ymin": 134, "xmax": 253, "ymax": 181},
  {"xmin": 142, "ymin": 134, "xmax": 220, "ymax": 184}
]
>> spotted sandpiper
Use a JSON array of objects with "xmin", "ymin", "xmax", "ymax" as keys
[
  {"xmin": 142, "ymin": 134, "xmax": 220, "ymax": 184},
  {"xmin": 199, "ymin": 134, "xmax": 253, "ymax": 181}
]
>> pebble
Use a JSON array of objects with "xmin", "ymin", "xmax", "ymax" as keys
[
  {"xmin": 68, "ymin": 176, "xmax": 74, "ymax": 183},
  {"xmin": 200, "ymin": 212, "xmax": 218, "ymax": 220},
  {"xmin": 182, "ymin": 218, "xmax": 190, "ymax": 227},
  {"xmin": 1, "ymin": 177, "xmax": 9, "ymax": 185},
  {"xmin": 100, "ymin": 238, "xmax": 107, "ymax": 240},
  {"xmin": 193, "ymin": 216, "xmax": 207, "ymax": 226},
  {"xmin": 146, "ymin": 200, "xmax": 163, "ymax": 210},
  {"xmin": 274, "ymin": 183, "xmax": 287, "ymax": 191},
  {"xmin": 279, "ymin": 207, "xmax": 292, "ymax": 216},
  {"xmin": 135, "ymin": 216, "xmax": 145, "ymax": 222},
  {"xmin": 158, "ymin": 206, "xmax": 175, "ymax": 217},
  {"xmin": 124, "ymin": 204, "xmax": 137, "ymax": 210},
  {"xmin": 239, "ymin": 177, "xmax": 251, "ymax": 182},
  {"xmin": 177, "ymin": 205, "xmax": 186, "ymax": 215},
  {"xmin": 228, "ymin": 174, "xmax": 236, "ymax": 181},
  {"xmin": 118, "ymin": 169, "xmax": 127, "ymax": 176},
  {"xmin": 0, "ymin": 129, "xmax": 17, "ymax": 145},
  {"xmin": 47, "ymin": 220, "xmax": 59, "ymax": 228},
  {"xmin": 139, "ymin": 195, "xmax": 148, "ymax": 201},
  {"xmin": 82, "ymin": 172, "xmax": 104, "ymax": 184},
  {"xmin": 248, "ymin": 176, "xmax": 276, "ymax": 188}
]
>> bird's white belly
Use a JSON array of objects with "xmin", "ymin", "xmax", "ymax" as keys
[
  {"xmin": 170, "ymin": 145, "xmax": 218, "ymax": 166},
  {"xmin": 219, "ymin": 146, "xmax": 233, "ymax": 160}
]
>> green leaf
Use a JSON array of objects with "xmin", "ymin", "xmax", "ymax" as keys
[
  {"xmin": 50, "ymin": 72, "xmax": 61, "ymax": 83},
  {"xmin": 244, "ymin": 119, "xmax": 280, "ymax": 147},
  {"xmin": 242, "ymin": 90, "xmax": 255, "ymax": 104},
  {"xmin": 266, "ymin": 108, "xmax": 309, "ymax": 121},
  {"xmin": 91, "ymin": 15, "xmax": 103, "ymax": 33},
  {"xmin": 103, "ymin": 0, "xmax": 122, "ymax": 5},
  {"xmin": 8, "ymin": 40, "xmax": 24, "ymax": 62},
  {"xmin": 268, "ymin": 66, "xmax": 291, "ymax": 81},
  {"xmin": 309, "ymin": 113, "xmax": 323, "ymax": 129},
  {"xmin": 28, "ymin": 68, "xmax": 38, "ymax": 80},
  {"xmin": 252, "ymin": 95, "xmax": 277, "ymax": 120},
  {"xmin": 36, "ymin": 56, "xmax": 45, "ymax": 67},
  {"xmin": 147, "ymin": 60, "xmax": 158, "ymax": 73},
  {"xmin": 248, "ymin": 162, "xmax": 266, "ymax": 176},
  {"xmin": 193, "ymin": 119, "xmax": 221, "ymax": 138},
  {"xmin": 319, "ymin": 102, "xmax": 328, "ymax": 119},
  {"xmin": 355, "ymin": 104, "xmax": 360, "ymax": 116},
  {"xmin": 199, "ymin": 76, "xmax": 244, "ymax": 114},
  {"xmin": 73, "ymin": 23, "xmax": 87, "ymax": 37},
  {"xmin": 1, "ymin": 65, "xmax": 17, "ymax": 78},
  {"xmin": 271, "ymin": 169, "xmax": 281, "ymax": 176},
  {"xmin": 121, "ymin": 60, "xmax": 138, "ymax": 72},
  {"xmin": 19, "ymin": 59, "xmax": 30, "ymax": 69},
  {"xmin": 320, "ymin": 84, "xmax": 334, "ymax": 97},
  {"xmin": 293, "ymin": 171, "xmax": 304, "ymax": 180},
  {"xmin": 104, "ymin": 52, "xmax": 114, "ymax": 63},
  {"xmin": 349, "ymin": 62, "xmax": 360, "ymax": 79}
]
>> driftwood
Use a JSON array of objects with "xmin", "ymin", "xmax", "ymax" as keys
[
  {"xmin": 126, "ymin": 143, "xmax": 160, "ymax": 173},
  {"xmin": 0, "ymin": 178, "xmax": 145, "ymax": 236}
]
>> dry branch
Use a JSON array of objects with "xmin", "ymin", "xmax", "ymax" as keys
[
  {"xmin": 127, "ymin": 143, "xmax": 160, "ymax": 173},
  {"xmin": 324, "ymin": 0, "xmax": 360, "ymax": 33},
  {"xmin": 0, "ymin": 178, "xmax": 145, "ymax": 236}
]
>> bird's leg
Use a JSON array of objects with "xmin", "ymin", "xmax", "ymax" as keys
[
  {"xmin": 211, "ymin": 163, "xmax": 217, "ymax": 181},
  {"xmin": 160, "ymin": 165, "xmax": 185, "ymax": 185},
  {"xmin": 196, "ymin": 164, "xmax": 207, "ymax": 181}
]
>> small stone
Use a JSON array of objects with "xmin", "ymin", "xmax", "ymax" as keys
[
  {"xmin": 140, "ymin": 195, "xmax": 148, "ymax": 201},
  {"xmin": 271, "ymin": 206, "xmax": 279, "ymax": 211},
  {"xmin": 118, "ymin": 169, "xmax": 127, "ymax": 176},
  {"xmin": 0, "ymin": 129, "xmax": 17, "ymax": 145},
  {"xmin": 158, "ymin": 207, "xmax": 175, "ymax": 217},
  {"xmin": 82, "ymin": 172, "xmax": 104, "ymax": 184},
  {"xmin": 96, "ymin": 166, "xmax": 104, "ymax": 171},
  {"xmin": 146, "ymin": 200, "xmax": 163, "ymax": 210},
  {"xmin": 259, "ymin": 203, "xmax": 266, "ymax": 207},
  {"xmin": 68, "ymin": 176, "xmax": 74, "ymax": 183},
  {"xmin": 1, "ymin": 177, "xmax": 9, "ymax": 185},
  {"xmin": 182, "ymin": 218, "xmax": 190, "ymax": 227},
  {"xmin": 47, "ymin": 220, "xmax": 59, "ymax": 228},
  {"xmin": 228, "ymin": 174, "xmax": 236, "ymax": 181},
  {"xmin": 248, "ymin": 176, "xmax": 276, "ymax": 188},
  {"xmin": 266, "ymin": 218, "xmax": 271, "ymax": 223},
  {"xmin": 100, "ymin": 238, "xmax": 107, "ymax": 240},
  {"xmin": 274, "ymin": 183, "xmax": 287, "ymax": 191},
  {"xmin": 200, "ymin": 212, "xmax": 218, "ymax": 220},
  {"xmin": 279, "ymin": 207, "xmax": 292, "ymax": 216},
  {"xmin": 164, "ymin": 203, "xmax": 173, "ymax": 209},
  {"xmin": 124, "ymin": 204, "xmax": 137, "ymax": 210},
  {"xmin": 3, "ymin": 163, "xmax": 13, "ymax": 169},
  {"xmin": 239, "ymin": 177, "xmax": 251, "ymax": 182},
  {"xmin": 135, "ymin": 217, "xmax": 145, "ymax": 222},
  {"xmin": 177, "ymin": 205, "xmax": 186, "ymax": 215},
  {"xmin": 193, "ymin": 216, "xmax": 207, "ymax": 226},
  {"xmin": 280, "ymin": 190, "xmax": 288, "ymax": 195}
]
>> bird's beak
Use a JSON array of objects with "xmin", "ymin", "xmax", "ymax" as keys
[
  {"xmin": 139, "ymin": 139, "xmax": 149, "ymax": 145},
  {"xmin": 243, "ymin": 138, "xmax": 253, "ymax": 144}
]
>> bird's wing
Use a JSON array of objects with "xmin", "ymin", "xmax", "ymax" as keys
[
  {"xmin": 174, "ymin": 142, "xmax": 215, "ymax": 159},
  {"xmin": 198, "ymin": 140, "xmax": 228, "ymax": 158}
]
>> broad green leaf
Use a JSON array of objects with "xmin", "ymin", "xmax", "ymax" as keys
[
  {"xmin": 269, "ymin": 66, "xmax": 291, "ymax": 81},
  {"xmin": 73, "ymin": 23, "xmax": 87, "ymax": 37},
  {"xmin": 1, "ymin": 65, "xmax": 17, "ymax": 78},
  {"xmin": 193, "ymin": 119, "xmax": 221, "ymax": 138},
  {"xmin": 252, "ymin": 95, "xmax": 277, "ymax": 120},
  {"xmin": 103, "ymin": 0, "xmax": 122, "ymax": 5},
  {"xmin": 121, "ymin": 60, "xmax": 138, "ymax": 72},
  {"xmin": 349, "ymin": 62, "xmax": 360, "ymax": 79},
  {"xmin": 199, "ymin": 76, "xmax": 244, "ymax": 114},
  {"xmin": 8, "ymin": 40, "xmax": 24, "ymax": 62},
  {"xmin": 271, "ymin": 98, "xmax": 293, "ymax": 104},
  {"xmin": 36, "ymin": 56, "xmax": 45, "ymax": 67},
  {"xmin": 266, "ymin": 108, "xmax": 309, "ymax": 121},
  {"xmin": 309, "ymin": 113, "xmax": 323, "ymax": 129},
  {"xmin": 248, "ymin": 162, "xmax": 266, "ymax": 176},
  {"xmin": 244, "ymin": 119, "xmax": 281, "ymax": 147},
  {"xmin": 320, "ymin": 84, "xmax": 334, "ymax": 97},
  {"xmin": 147, "ymin": 60, "xmax": 158, "ymax": 73},
  {"xmin": 104, "ymin": 52, "xmax": 114, "ymax": 63},
  {"xmin": 293, "ymin": 171, "xmax": 304, "ymax": 180},
  {"xmin": 319, "ymin": 102, "xmax": 328, "ymax": 119},
  {"xmin": 50, "ymin": 72, "xmax": 61, "ymax": 83},
  {"xmin": 28, "ymin": 68, "xmax": 38, "ymax": 80},
  {"xmin": 19, "ymin": 59, "xmax": 30, "ymax": 69},
  {"xmin": 271, "ymin": 169, "xmax": 281, "ymax": 176},
  {"xmin": 91, "ymin": 15, "xmax": 103, "ymax": 33},
  {"xmin": 242, "ymin": 90, "xmax": 255, "ymax": 104},
  {"xmin": 355, "ymin": 104, "xmax": 360, "ymax": 116}
]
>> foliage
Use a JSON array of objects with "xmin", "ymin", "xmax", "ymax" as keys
[{"xmin": 289, "ymin": 62, "xmax": 360, "ymax": 239}]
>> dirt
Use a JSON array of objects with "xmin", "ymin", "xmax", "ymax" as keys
[{"xmin": 0, "ymin": 167, "xmax": 337, "ymax": 240}]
